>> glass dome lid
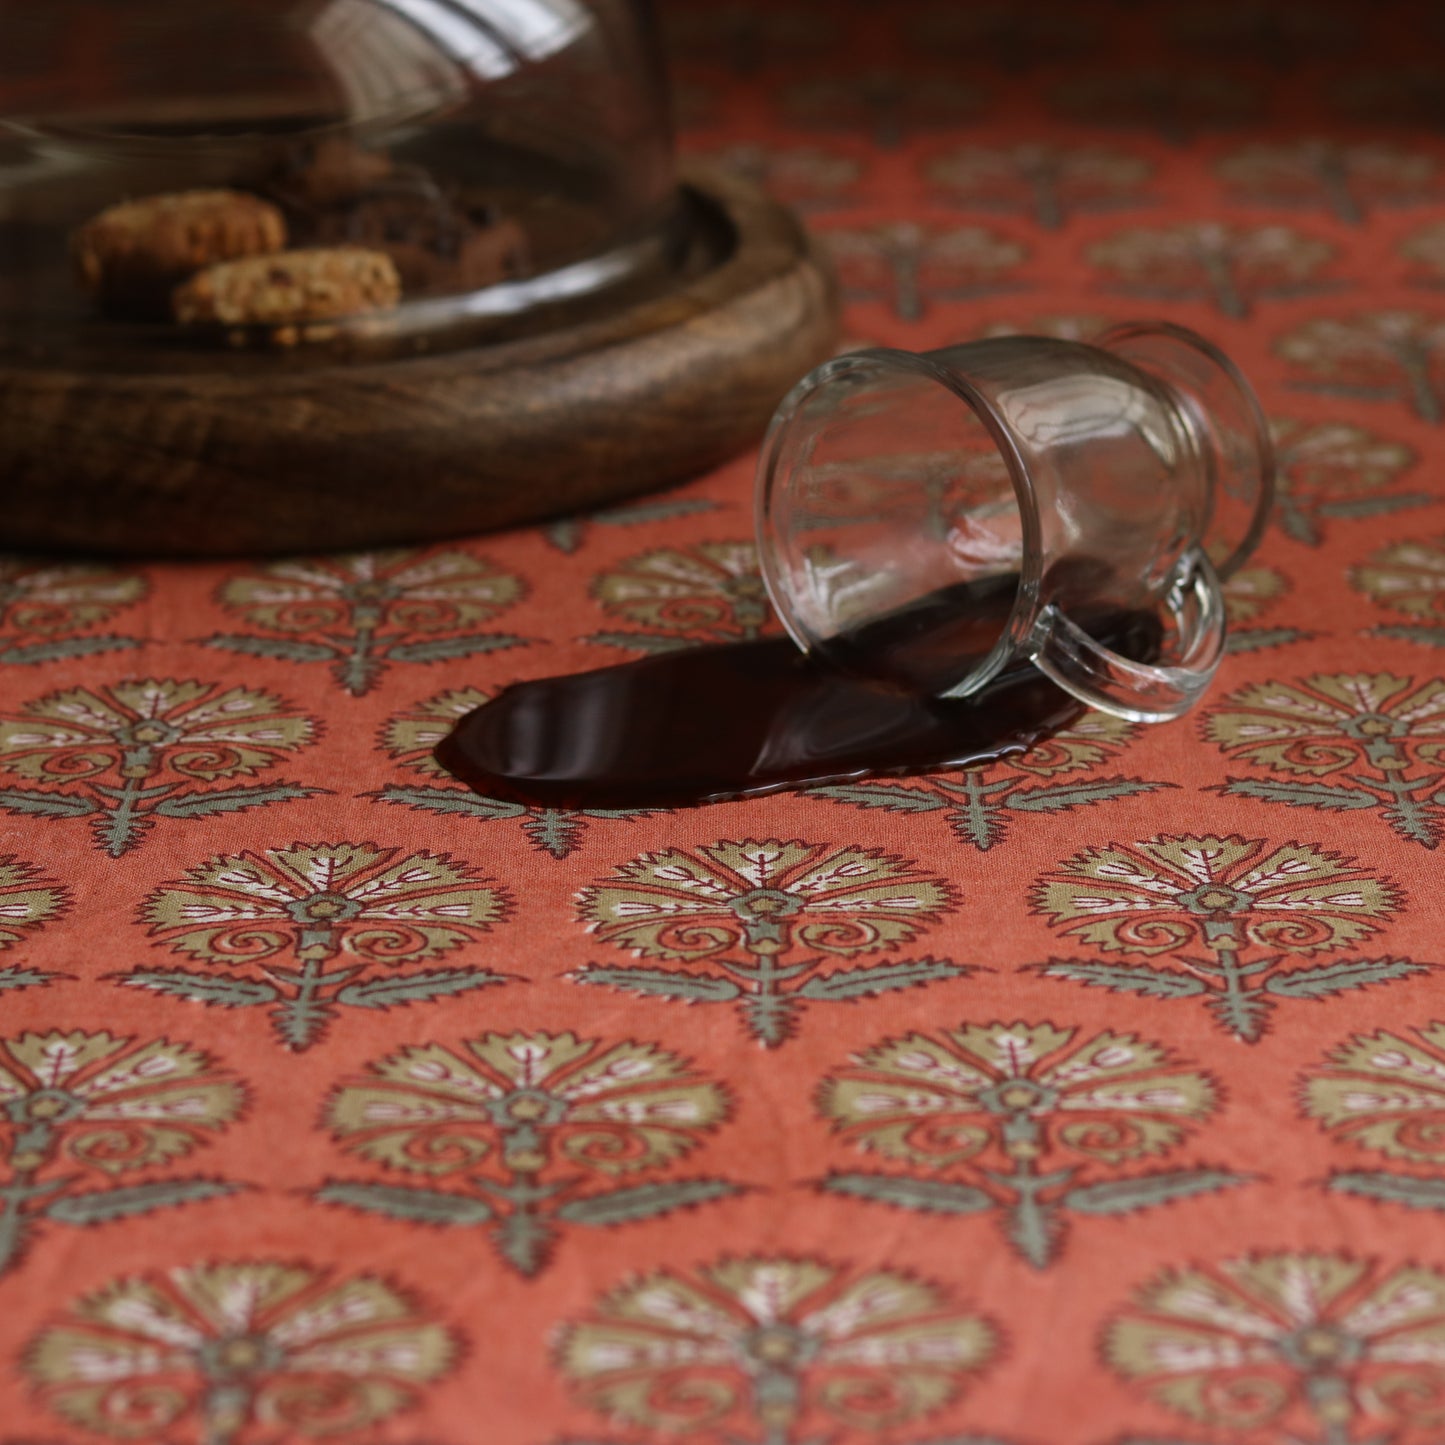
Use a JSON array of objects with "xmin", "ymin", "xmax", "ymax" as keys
[{"xmin": 0, "ymin": 0, "xmax": 679, "ymax": 358}]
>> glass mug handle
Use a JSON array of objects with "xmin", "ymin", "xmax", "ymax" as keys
[{"xmin": 1025, "ymin": 546, "xmax": 1227, "ymax": 724}]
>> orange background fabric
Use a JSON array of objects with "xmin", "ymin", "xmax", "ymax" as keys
[{"xmin": 6, "ymin": 3, "xmax": 1445, "ymax": 1442}]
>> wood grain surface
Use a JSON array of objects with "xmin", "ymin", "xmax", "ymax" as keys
[{"xmin": 0, "ymin": 169, "xmax": 838, "ymax": 556}]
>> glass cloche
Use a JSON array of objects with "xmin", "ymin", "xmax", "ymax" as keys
[
  {"xmin": 0, "ymin": 0, "xmax": 681, "ymax": 353},
  {"xmin": 0, "ymin": 1, "xmax": 836, "ymax": 554}
]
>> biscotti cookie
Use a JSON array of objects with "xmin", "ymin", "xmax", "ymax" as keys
[
  {"xmin": 172, "ymin": 246, "xmax": 401, "ymax": 340},
  {"xmin": 73, "ymin": 189, "xmax": 286, "ymax": 318}
]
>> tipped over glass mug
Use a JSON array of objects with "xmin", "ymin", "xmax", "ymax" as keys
[{"xmin": 755, "ymin": 321, "xmax": 1275, "ymax": 723}]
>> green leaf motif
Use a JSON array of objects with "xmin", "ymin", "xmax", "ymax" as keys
[
  {"xmin": 335, "ymin": 969, "xmax": 507, "ymax": 1010},
  {"xmin": 521, "ymin": 809, "xmax": 588, "ymax": 859},
  {"xmin": 1370, "ymin": 625, "xmax": 1445, "ymax": 648},
  {"xmin": 151, "ymin": 784, "xmax": 327, "ymax": 819},
  {"xmin": 113, "ymin": 969, "xmax": 279, "ymax": 1007},
  {"xmin": 808, "ymin": 783, "xmax": 950, "ymax": 814},
  {"xmin": 1263, "ymin": 956, "xmax": 1431, "ymax": 998},
  {"xmin": 376, "ymin": 785, "xmax": 527, "ymax": 822},
  {"xmin": 1035, "ymin": 959, "xmax": 1209, "ymax": 999},
  {"xmin": 386, "ymin": 634, "xmax": 526, "ymax": 664},
  {"xmin": 571, "ymin": 965, "xmax": 742, "ymax": 1002},
  {"xmin": 585, "ymin": 631, "xmax": 696, "ymax": 655},
  {"xmin": 0, "ymin": 789, "xmax": 100, "ymax": 818},
  {"xmin": 202, "ymin": 634, "xmax": 339, "ymax": 663},
  {"xmin": 0, "ymin": 635, "xmax": 141, "ymax": 665},
  {"xmin": 1225, "ymin": 627, "xmax": 1310, "ymax": 653},
  {"xmin": 797, "ymin": 956, "xmax": 969, "ymax": 1001},
  {"xmin": 1320, "ymin": 492, "xmax": 1435, "ymax": 520},
  {"xmin": 46, "ymin": 1179, "xmax": 239, "ymax": 1226},
  {"xmin": 1007, "ymin": 778, "xmax": 1173, "ymax": 813},
  {"xmin": 316, "ymin": 1180, "xmax": 495, "ymax": 1225},
  {"xmin": 555, "ymin": 1179, "xmax": 741, "ymax": 1227},
  {"xmin": 1328, "ymin": 1171, "xmax": 1445, "ymax": 1210},
  {"xmin": 821, "ymin": 1172, "xmax": 995, "ymax": 1216},
  {"xmin": 1215, "ymin": 777, "xmax": 1381, "ymax": 811},
  {"xmin": 0, "ymin": 966, "xmax": 57, "ymax": 992},
  {"xmin": 1061, "ymin": 1169, "xmax": 1246, "ymax": 1215}
]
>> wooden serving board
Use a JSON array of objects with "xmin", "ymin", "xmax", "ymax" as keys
[{"xmin": 0, "ymin": 170, "xmax": 838, "ymax": 556}]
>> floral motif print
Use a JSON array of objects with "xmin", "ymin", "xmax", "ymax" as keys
[
  {"xmin": 205, "ymin": 549, "xmax": 525, "ymax": 696},
  {"xmin": 826, "ymin": 222, "xmax": 1026, "ymax": 321},
  {"xmin": 926, "ymin": 143, "xmax": 1152, "ymax": 229},
  {"xmin": 0, "ymin": 561, "xmax": 145, "ymax": 664},
  {"xmin": 0, "ymin": 855, "xmax": 67, "ymax": 953},
  {"xmin": 372, "ymin": 687, "xmax": 658, "ymax": 859},
  {"xmin": 1088, "ymin": 222, "xmax": 1337, "ymax": 318},
  {"xmin": 1217, "ymin": 140, "xmax": 1440, "ymax": 222},
  {"xmin": 1401, "ymin": 220, "xmax": 1445, "ymax": 287},
  {"xmin": 127, "ymin": 843, "xmax": 512, "ymax": 1050},
  {"xmin": 1303, "ymin": 1023, "xmax": 1445, "ymax": 1212},
  {"xmin": 575, "ymin": 838, "xmax": 963, "ymax": 1045},
  {"xmin": 783, "ymin": 73, "xmax": 984, "ymax": 148},
  {"xmin": 1221, "ymin": 561, "xmax": 1303, "ymax": 651},
  {"xmin": 0, "ymin": 855, "xmax": 68, "ymax": 1000},
  {"xmin": 1352, "ymin": 536, "xmax": 1445, "ymax": 642},
  {"xmin": 1271, "ymin": 418, "xmax": 1423, "ymax": 546},
  {"xmin": 813, "ymin": 710, "xmax": 1170, "ymax": 852},
  {"xmin": 0, "ymin": 1031, "xmax": 243, "ymax": 1273},
  {"xmin": 819, "ymin": 1020, "xmax": 1237, "ymax": 1267},
  {"xmin": 556, "ymin": 1255, "xmax": 997, "ymax": 1441},
  {"xmin": 1106, "ymin": 1252, "xmax": 1445, "ymax": 1443},
  {"xmin": 692, "ymin": 143, "xmax": 861, "ymax": 210},
  {"xmin": 1033, "ymin": 834, "xmax": 1412, "ymax": 1041},
  {"xmin": 1050, "ymin": 67, "xmax": 1260, "ymax": 139},
  {"xmin": 589, "ymin": 541, "xmax": 775, "ymax": 650},
  {"xmin": 1276, "ymin": 312, "xmax": 1445, "ymax": 424},
  {"xmin": 319, "ymin": 1031, "xmax": 736, "ymax": 1275},
  {"xmin": 1206, "ymin": 672, "xmax": 1445, "ymax": 847},
  {"xmin": 25, "ymin": 1260, "xmax": 456, "ymax": 1443},
  {"xmin": 0, "ymin": 679, "xmax": 321, "ymax": 857}
]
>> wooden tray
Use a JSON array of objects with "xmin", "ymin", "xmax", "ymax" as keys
[{"xmin": 0, "ymin": 170, "xmax": 838, "ymax": 556}]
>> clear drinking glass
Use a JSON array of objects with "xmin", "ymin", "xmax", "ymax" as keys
[{"xmin": 755, "ymin": 321, "xmax": 1275, "ymax": 723}]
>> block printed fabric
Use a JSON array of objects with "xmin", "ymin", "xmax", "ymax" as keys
[{"xmin": 8, "ymin": 2, "xmax": 1445, "ymax": 1442}]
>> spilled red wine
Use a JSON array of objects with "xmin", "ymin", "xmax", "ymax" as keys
[{"xmin": 435, "ymin": 576, "xmax": 1161, "ymax": 810}]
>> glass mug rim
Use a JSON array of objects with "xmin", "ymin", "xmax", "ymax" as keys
[{"xmin": 753, "ymin": 320, "xmax": 1276, "ymax": 722}]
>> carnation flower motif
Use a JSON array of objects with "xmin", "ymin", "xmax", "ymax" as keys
[
  {"xmin": 0, "ymin": 1031, "xmax": 244, "ymax": 1274},
  {"xmin": 1205, "ymin": 672, "xmax": 1445, "ymax": 848},
  {"xmin": 0, "ymin": 854, "xmax": 68, "ymax": 952},
  {"xmin": 319, "ymin": 1031, "xmax": 735, "ymax": 1275},
  {"xmin": 818, "ymin": 1020, "xmax": 1231, "ymax": 1268},
  {"xmin": 1276, "ymin": 312, "xmax": 1445, "ymax": 424},
  {"xmin": 131, "ymin": 842, "xmax": 511, "ymax": 1051},
  {"xmin": 1304, "ymin": 1022, "xmax": 1445, "ymax": 1176},
  {"xmin": 1107, "ymin": 1252, "xmax": 1445, "ymax": 1442},
  {"xmin": 589, "ymin": 541, "xmax": 775, "ymax": 646},
  {"xmin": 1269, "ymin": 418, "xmax": 1421, "ymax": 547},
  {"xmin": 556, "ymin": 1255, "xmax": 997, "ymax": 1442},
  {"xmin": 1033, "ymin": 834, "xmax": 1409, "ymax": 1042},
  {"xmin": 372, "ymin": 686, "xmax": 657, "ymax": 859},
  {"xmin": 0, "ymin": 561, "xmax": 145, "ymax": 659},
  {"xmin": 826, "ymin": 220, "xmax": 1026, "ymax": 320},
  {"xmin": 0, "ymin": 679, "xmax": 321, "ymax": 857},
  {"xmin": 812, "ymin": 707, "xmax": 1159, "ymax": 853},
  {"xmin": 25, "ymin": 1259, "xmax": 456, "ymax": 1444},
  {"xmin": 207, "ymin": 549, "xmax": 525, "ymax": 695},
  {"xmin": 1088, "ymin": 222, "xmax": 1336, "ymax": 318},
  {"xmin": 575, "ymin": 838, "xmax": 962, "ymax": 1046},
  {"xmin": 1353, "ymin": 535, "xmax": 1445, "ymax": 626}
]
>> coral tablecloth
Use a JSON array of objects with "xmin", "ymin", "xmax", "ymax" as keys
[{"xmin": 7, "ymin": 4, "xmax": 1445, "ymax": 1442}]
